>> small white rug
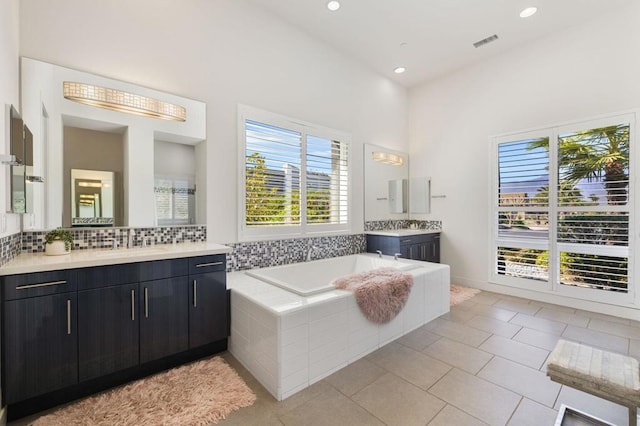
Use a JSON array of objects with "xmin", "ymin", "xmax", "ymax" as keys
[{"xmin": 450, "ymin": 284, "xmax": 481, "ymax": 306}]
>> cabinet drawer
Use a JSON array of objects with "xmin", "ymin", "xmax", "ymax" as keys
[
  {"xmin": 2, "ymin": 270, "xmax": 77, "ymax": 301},
  {"xmin": 139, "ymin": 259, "xmax": 188, "ymax": 282},
  {"xmin": 77, "ymin": 263, "xmax": 139, "ymax": 290},
  {"xmin": 188, "ymin": 255, "xmax": 226, "ymax": 274}
]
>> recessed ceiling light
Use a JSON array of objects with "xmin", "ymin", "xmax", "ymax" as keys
[
  {"xmin": 394, "ymin": 67, "xmax": 406, "ymax": 74},
  {"xmin": 519, "ymin": 6, "xmax": 538, "ymax": 18},
  {"xmin": 327, "ymin": 1, "xmax": 340, "ymax": 11}
]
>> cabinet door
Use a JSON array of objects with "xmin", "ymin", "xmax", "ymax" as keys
[
  {"xmin": 78, "ymin": 284, "xmax": 139, "ymax": 381},
  {"xmin": 426, "ymin": 235, "xmax": 441, "ymax": 263},
  {"xmin": 139, "ymin": 277, "xmax": 188, "ymax": 363},
  {"xmin": 4, "ymin": 293, "xmax": 78, "ymax": 403},
  {"xmin": 189, "ymin": 271, "xmax": 228, "ymax": 348}
]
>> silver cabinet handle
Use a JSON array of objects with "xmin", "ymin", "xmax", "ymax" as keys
[
  {"xmin": 67, "ymin": 299, "xmax": 71, "ymax": 335},
  {"xmin": 144, "ymin": 287, "xmax": 149, "ymax": 318},
  {"xmin": 421, "ymin": 245, "xmax": 425, "ymax": 259},
  {"xmin": 401, "ymin": 239, "xmax": 412, "ymax": 243},
  {"xmin": 16, "ymin": 280, "xmax": 67, "ymax": 290},
  {"xmin": 193, "ymin": 280, "xmax": 197, "ymax": 307},
  {"xmin": 195, "ymin": 261, "xmax": 223, "ymax": 268},
  {"xmin": 131, "ymin": 289, "xmax": 135, "ymax": 321}
]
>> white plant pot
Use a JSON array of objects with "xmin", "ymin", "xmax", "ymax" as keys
[{"xmin": 45, "ymin": 240, "xmax": 70, "ymax": 256}]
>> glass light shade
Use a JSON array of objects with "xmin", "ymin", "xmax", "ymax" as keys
[{"xmin": 372, "ymin": 151, "xmax": 404, "ymax": 166}]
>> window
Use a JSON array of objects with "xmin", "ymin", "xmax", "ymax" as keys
[
  {"xmin": 238, "ymin": 106, "xmax": 350, "ymax": 240},
  {"xmin": 492, "ymin": 113, "xmax": 634, "ymax": 305}
]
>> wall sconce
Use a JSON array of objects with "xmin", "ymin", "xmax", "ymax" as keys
[
  {"xmin": 372, "ymin": 151, "xmax": 404, "ymax": 166},
  {"xmin": 63, "ymin": 82, "xmax": 187, "ymax": 122}
]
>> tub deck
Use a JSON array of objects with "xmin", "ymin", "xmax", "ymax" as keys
[{"xmin": 228, "ymin": 255, "xmax": 450, "ymax": 400}]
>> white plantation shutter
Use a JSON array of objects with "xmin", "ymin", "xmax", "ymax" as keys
[
  {"xmin": 492, "ymin": 115, "xmax": 634, "ymax": 303},
  {"xmin": 239, "ymin": 106, "xmax": 351, "ymax": 239}
]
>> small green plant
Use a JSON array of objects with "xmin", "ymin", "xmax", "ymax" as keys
[{"xmin": 44, "ymin": 228, "xmax": 73, "ymax": 251}]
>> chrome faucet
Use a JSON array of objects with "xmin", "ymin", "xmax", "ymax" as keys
[
  {"xmin": 307, "ymin": 245, "xmax": 319, "ymax": 262},
  {"xmin": 376, "ymin": 250, "xmax": 383, "ymax": 258},
  {"xmin": 394, "ymin": 252, "xmax": 402, "ymax": 260}
]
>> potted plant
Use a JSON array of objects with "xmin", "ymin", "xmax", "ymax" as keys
[{"xmin": 44, "ymin": 228, "xmax": 73, "ymax": 256}]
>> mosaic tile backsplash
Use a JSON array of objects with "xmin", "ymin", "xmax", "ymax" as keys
[
  {"xmin": 225, "ymin": 234, "xmax": 366, "ymax": 272},
  {"xmin": 21, "ymin": 225, "xmax": 207, "ymax": 253},
  {"xmin": 364, "ymin": 220, "xmax": 442, "ymax": 231},
  {"xmin": 0, "ymin": 232, "xmax": 23, "ymax": 267}
]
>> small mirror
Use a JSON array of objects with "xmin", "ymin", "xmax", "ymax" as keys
[
  {"xmin": 388, "ymin": 179, "xmax": 408, "ymax": 213},
  {"xmin": 363, "ymin": 143, "xmax": 409, "ymax": 221},
  {"xmin": 71, "ymin": 169, "xmax": 115, "ymax": 227},
  {"xmin": 9, "ymin": 106, "xmax": 25, "ymax": 213}
]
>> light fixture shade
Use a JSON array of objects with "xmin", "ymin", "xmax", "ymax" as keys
[
  {"xmin": 63, "ymin": 81, "xmax": 186, "ymax": 122},
  {"xmin": 372, "ymin": 151, "xmax": 404, "ymax": 166}
]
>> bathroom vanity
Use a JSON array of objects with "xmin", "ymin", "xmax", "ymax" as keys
[
  {"xmin": 0, "ymin": 243, "xmax": 231, "ymax": 419},
  {"xmin": 366, "ymin": 229, "xmax": 440, "ymax": 263}
]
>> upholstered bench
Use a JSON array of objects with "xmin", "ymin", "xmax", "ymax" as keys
[{"xmin": 547, "ymin": 339, "xmax": 640, "ymax": 426}]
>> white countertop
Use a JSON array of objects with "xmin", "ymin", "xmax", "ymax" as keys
[
  {"xmin": 365, "ymin": 229, "xmax": 441, "ymax": 237},
  {"xmin": 0, "ymin": 242, "xmax": 232, "ymax": 276}
]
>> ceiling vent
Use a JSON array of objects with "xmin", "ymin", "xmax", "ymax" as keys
[{"xmin": 473, "ymin": 34, "xmax": 499, "ymax": 48}]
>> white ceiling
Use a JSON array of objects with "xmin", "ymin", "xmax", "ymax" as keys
[{"xmin": 246, "ymin": 0, "xmax": 635, "ymax": 88}]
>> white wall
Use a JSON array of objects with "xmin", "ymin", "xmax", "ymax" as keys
[
  {"xmin": 409, "ymin": 3, "xmax": 640, "ymax": 316},
  {"xmin": 19, "ymin": 0, "xmax": 408, "ymax": 243},
  {"xmin": 0, "ymin": 0, "xmax": 21, "ymax": 236}
]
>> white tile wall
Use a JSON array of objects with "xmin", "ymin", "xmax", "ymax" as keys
[{"xmin": 228, "ymin": 263, "xmax": 450, "ymax": 400}]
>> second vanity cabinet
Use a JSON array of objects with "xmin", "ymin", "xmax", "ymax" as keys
[
  {"xmin": 367, "ymin": 232, "xmax": 441, "ymax": 263},
  {"xmin": 2, "ymin": 253, "xmax": 229, "ymax": 411}
]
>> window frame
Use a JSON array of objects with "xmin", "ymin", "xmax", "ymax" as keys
[
  {"xmin": 237, "ymin": 105, "xmax": 352, "ymax": 241},
  {"xmin": 490, "ymin": 112, "xmax": 637, "ymax": 306}
]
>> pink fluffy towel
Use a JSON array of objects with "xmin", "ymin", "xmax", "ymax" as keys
[{"xmin": 332, "ymin": 267, "xmax": 413, "ymax": 324}]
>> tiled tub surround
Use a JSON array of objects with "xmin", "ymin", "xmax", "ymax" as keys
[
  {"xmin": 228, "ymin": 254, "xmax": 450, "ymax": 401},
  {"xmin": 364, "ymin": 220, "xmax": 442, "ymax": 232},
  {"xmin": 20, "ymin": 225, "xmax": 207, "ymax": 253}
]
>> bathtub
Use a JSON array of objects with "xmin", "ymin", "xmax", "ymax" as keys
[
  {"xmin": 245, "ymin": 254, "xmax": 421, "ymax": 296},
  {"xmin": 228, "ymin": 253, "xmax": 450, "ymax": 401}
]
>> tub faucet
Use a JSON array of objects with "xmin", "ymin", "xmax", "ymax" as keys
[
  {"xmin": 376, "ymin": 250, "xmax": 383, "ymax": 258},
  {"xmin": 307, "ymin": 245, "xmax": 319, "ymax": 262},
  {"xmin": 394, "ymin": 253, "xmax": 402, "ymax": 260}
]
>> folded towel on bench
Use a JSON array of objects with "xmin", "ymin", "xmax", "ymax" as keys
[{"xmin": 332, "ymin": 267, "xmax": 413, "ymax": 324}]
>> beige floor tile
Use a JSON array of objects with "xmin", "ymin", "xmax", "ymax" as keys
[
  {"xmin": 367, "ymin": 342, "xmax": 451, "ymax": 390},
  {"xmin": 513, "ymin": 327, "xmax": 561, "ymax": 351},
  {"xmin": 272, "ymin": 380, "xmax": 335, "ymax": 415},
  {"xmin": 428, "ymin": 405, "xmax": 488, "ymax": 426},
  {"xmin": 466, "ymin": 315, "xmax": 522, "ymax": 338},
  {"xmin": 441, "ymin": 308, "xmax": 477, "ymax": 324},
  {"xmin": 535, "ymin": 307, "xmax": 590, "ymax": 328},
  {"xmin": 467, "ymin": 303, "xmax": 517, "ymax": 322},
  {"xmin": 477, "ymin": 357, "xmax": 561, "ymax": 407},
  {"xmin": 533, "ymin": 301, "xmax": 576, "ymax": 314},
  {"xmin": 352, "ymin": 373, "xmax": 445, "ymax": 426},
  {"xmin": 396, "ymin": 325, "xmax": 442, "ymax": 351},
  {"xmin": 423, "ymin": 337, "xmax": 493, "ymax": 374},
  {"xmin": 562, "ymin": 325, "xmax": 629, "ymax": 354},
  {"xmin": 588, "ymin": 317, "xmax": 640, "ymax": 340},
  {"xmin": 323, "ymin": 358, "xmax": 386, "ymax": 397},
  {"xmin": 451, "ymin": 299, "xmax": 479, "ymax": 311},
  {"xmin": 279, "ymin": 387, "xmax": 385, "ymax": 426},
  {"xmin": 555, "ymin": 386, "xmax": 628, "ymax": 426},
  {"xmin": 469, "ymin": 292, "xmax": 501, "ymax": 305},
  {"xmin": 424, "ymin": 318, "xmax": 491, "ymax": 347},
  {"xmin": 507, "ymin": 398, "xmax": 558, "ymax": 426},
  {"xmin": 577, "ymin": 309, "xmax": 631, "ymax": 325},
  {"xmin": 509, "ymin": 313, "xmax": 567, "ymax": 335},
  {"xmin": 494, "ymin": 299, "xmax": 541, "ymax": 315},
  {"xmin": 429, "ymin": 368, "xmax": 521, "ymax": 426},
  {"xmin": 479, "ymin": 335, "xmax": 549, "ymax": 369},
  {"xmin": 220, "ymin": 399, "xmax": 284, "ymax": 425}
]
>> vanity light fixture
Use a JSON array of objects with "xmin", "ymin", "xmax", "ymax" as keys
[
  {"xmin": 372, "ymin": 151, "xmax": 404, "ymax": 166},
  {"xmin": 63, "ymin": 82, "xmax": 187, "ymax": 122},
  {"xmin": 519, "ymin": 6, "xmax": 538, "ymax": 18},
  {"xmin": 78, "ymin": 181, "xmax": 105, "ymax": 188}
]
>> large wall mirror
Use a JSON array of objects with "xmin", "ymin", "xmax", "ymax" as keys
[{"xmin": 20, "ymin": 58, "xmax": 207, "ymax": 230}]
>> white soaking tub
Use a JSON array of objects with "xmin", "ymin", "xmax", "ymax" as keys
[{"xmin": 228, "ymin": 253, "xmax": 450, "ymax": 401}]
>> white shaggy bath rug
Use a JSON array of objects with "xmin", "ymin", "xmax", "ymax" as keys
[{"xmin": 450, "ymin": 284, "xmax": 481, "ymax": 306}]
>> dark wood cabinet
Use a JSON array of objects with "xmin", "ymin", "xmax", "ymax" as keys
[
  {"xmin": 188, "ymin": 255, "xmax": 228, "ymax": 348},
  {"xmin": 78, "ymin": 283, "xmax": 139, "ymax": 381},
  {"xmin": 139, "ymin": 277, "xmax": 189, "ymax": 363},
  {"xmin": 2, "ymin": 253, "xmax": 229, "ymax": 413},
  {"xmin": 367, "ymin": 232, "xmax": 440, "ymax": 263},
  {"xmin": 4, "ymin": 292, "xmax": 78, "ymax": 404}
]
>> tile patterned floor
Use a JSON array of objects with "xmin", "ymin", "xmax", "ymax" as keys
[
  {"xmin": 220, "ymin": 290, "xmax": 639, "ymax": 426},
  {"xmin": 11, "ymin": 290, "xmax": 640, "ymax": 425}
]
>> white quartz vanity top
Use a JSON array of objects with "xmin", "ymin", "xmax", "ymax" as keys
[
  {"xmin": 365, "ymin": 229, "xmax": 441, "ymax": 237},
  {"xmin": 0, "ymin": 242, "xmax": 232, "ymax": 276}
]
